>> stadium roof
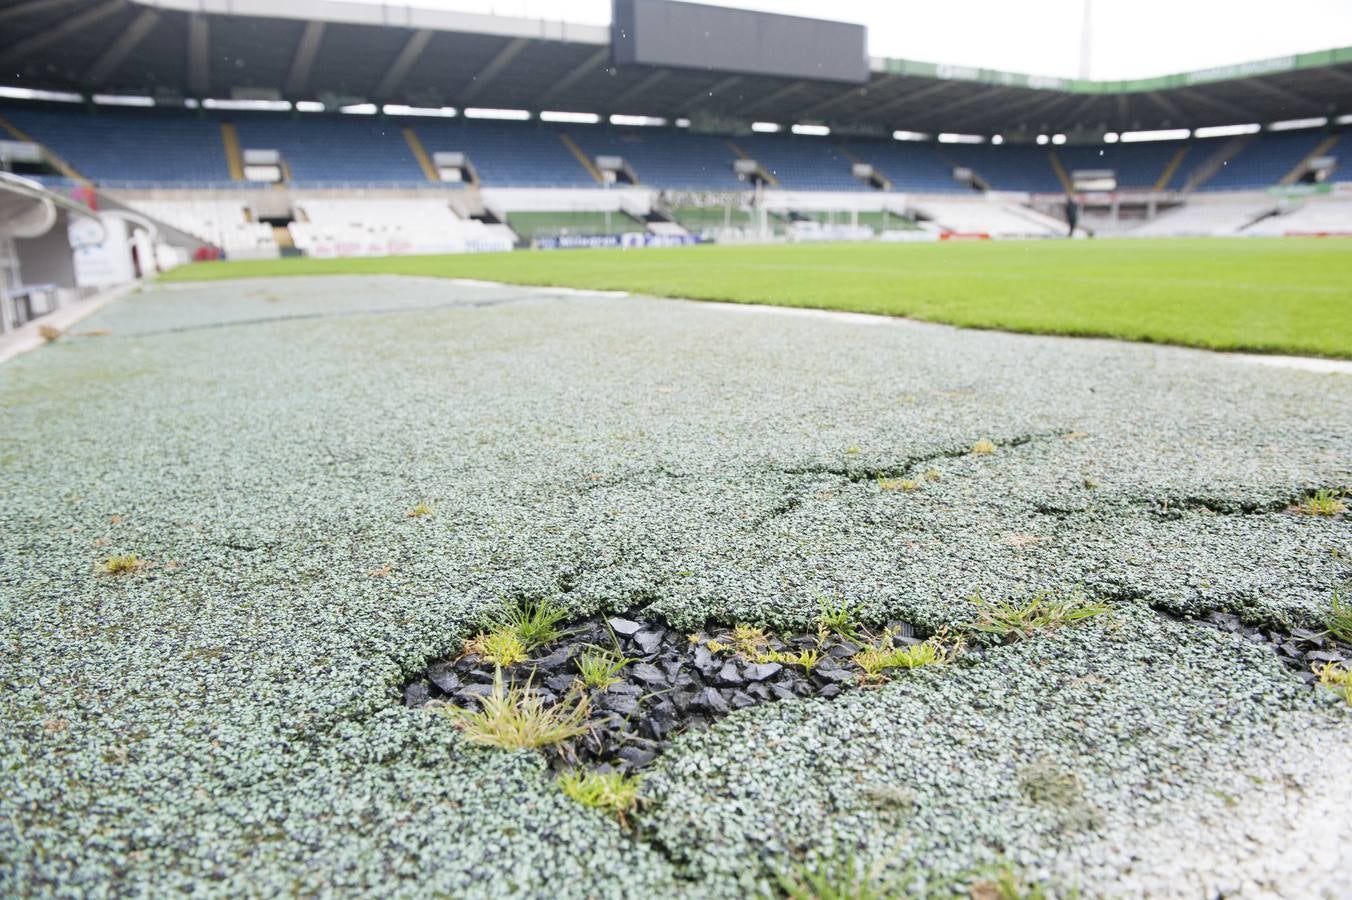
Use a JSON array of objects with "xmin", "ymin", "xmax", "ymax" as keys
[{"xmin": 1, "ymin": 0, "xmax": 1350, "ymax": 137}]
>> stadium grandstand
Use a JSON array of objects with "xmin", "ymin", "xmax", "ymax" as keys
[{"xmin": 1, "ymin": 0, "xmax": 1350, "ymax": 325}]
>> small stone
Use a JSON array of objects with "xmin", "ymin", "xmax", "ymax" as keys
[
  {"xmin": 533, "ymin": 645, "xmax": 576, "ymax": 671},
  {"xmin": 427, "ymin": 664, "xmax": 460, "ymax": 694},
  {"xmin": 1307, "ymin": 650, "xmax": 1345, "ymax": 663},
  {"xmin": 631, "ymin": 663, "xmax": 668, "ymax": 685},
  {"xmin": 691, "ymin": 687, "xmax": 729, "ymax": 715},
  {"xmin": 599, "ymin": 692, "xmax": 639, "ymax": 716},
  {"xmin": 454, "ymin": 684, "xmax": 494, "ymax": 704},
  {"xmin": 634, "ymin": 629, "xmax": 664, "ymax": 655},
  {"xmin": 607, "ymin": 617, "xmax": 642, "ymax": 636},
  {"xmin": 693, "ymin": 645, "xmax": 720, "ymax": 677},
  {"xmin": 404, "ymin": 682, "xmax": 430, "ymax": 707},
  {"xmin": 728, "ymin": 690, "xmax": 756, "ymax": 709},
  {"xmin": 716, "ymin": 661, "xmax": 743, "ymax": 686},
  {"xmin": 617, "ymin": 746, "xmax": 657, "ymax": 768},
  {"xmin": 744, "ymin": 662, "xmax": 782, "ymax": 682},
  {"xmin": 545, "ymin": 674, "xmax": 577, "ymax": 693},
  {"xmin": 819, "ymin": 684, "xmax": 842, "ymax": 699},
  {"xmin": 643, "ymin": 701, "xmax": 678, "ymax": 739},
  {"xmin": 770, "ymin": 683, "xmax": 797, "ymax": 701},
  {"xmin": 813, "ymin": 662, "xmax": 853, "ymax": 683}
]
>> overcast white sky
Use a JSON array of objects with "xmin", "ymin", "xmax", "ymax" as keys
[{"xmin": 353, "ymin": 0, "xmax": 1352, "ymax": 80}]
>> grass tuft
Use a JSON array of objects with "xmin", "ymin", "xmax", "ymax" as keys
[
  {"xmin": 1315, "ymin": 663, "xmax": 1352, "ymax": 706},
  {"xmin": 971, "ymin": 438, "xmax": 997, "ymax": 455},
  {"xmin": 463, "ymin": 598, "xmax": 569, "ymax": 666},
  {"xmin": 446, "ymin": 670, "xmax": 590, "ymax": 749},
  {"xmin": 1327, "ymin": 590, "xmax": 1352, "ymax": 644},
  {"xmin": 730, "ymin": 623, "xmax": 770, "ymax": 656},
  {"xmin": 877, "ymin": 476, "xmax": 920, "ymax": 492},
  {"xmin": 854, "ymin": 636, "xmax": 949, "ymax": 680},
  {"xmin": 575, "ymin": 647, "xmax": 632, "ymax": 689},
  {"xmin": 407, "ymin": 503, "xmax": 434, "ymax": 518},
  {"xmin": 816, "ymin": 596, "xmax": 862, "ymax": 641},
  {"xmin": 1297, "ymin": 489, "xmax": 1345, "ymax": 517},
  {"xmin": 100, "ymin": 553, "xmax": 145, "ymax": 575},
  {"xmin": 761, "ymin": 648, "xmax": 821, "ymax": 673},
  {"xmin": 966, "ymin": 591, "xmax": 1109, "ymax": 643},
  {"xmin": 557, "ymin": 770, "xmax": 641, "ymax": 825}
]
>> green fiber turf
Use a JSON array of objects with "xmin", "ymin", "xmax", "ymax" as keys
[{"xmin": 163, "ymin": 238, "xmax": 1352, "ymax": 358}]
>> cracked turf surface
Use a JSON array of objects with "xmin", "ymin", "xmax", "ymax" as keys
[{"xmin": 1, "ymin": 275, "xmax": 1350, "ymax": 897}]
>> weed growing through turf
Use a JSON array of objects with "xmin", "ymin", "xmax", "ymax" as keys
[
  {"xmin": 761, "ymin": 648, "xmax": 821, "ymax": 673},
  {"xmin": 575, "ymin": 647, "xmax": 632, "ymax": 689},
  {"xmin": 1327, "ymin": 590, "xmax": 1352, "ymax": 643},
  {"xmin": 463, "ymin": 598, "xmax": 569, "ymax": 666},
  {"xmin": 447, "ymin": 670, "xmax": 590, "ymax": 749},
  {"xmin": 462, "ymin": 629, "xmax": 528, "ymax": 667},
  {"xmin": 730, "ymin": 623, "xmax": 770, "ymax": 656},
  {"xmin": 966, "ymin": 591, "xmax": 1109, "ymax": 643},
  {"xmin": 924, "ymin": 468, "xmax": 942, "ymax": 482},
  {"xmin": 1298, "ymin": 489, "xmax": 1346, "ymax": 517},
  {"xmin": 816, "ymin": 596, "xmax": 862, "ymax": 641},
  {"xmin": 557, "ymin": 770, "xmax": 641, "ymax": 825},
  {"xmin": 407, "ymin": 503, "xmax": 434, "ymax": 518},
  {"xmin": 1314, "ymin": 663, "xmax": 1352, "ymax": 705},
  {"xmin": 100, "ymin": 554, "xmax": 145, "ymax": 575},
  {"xmin": 854, "ymin": 635, "xmax": 949, "ymax": 681},
  {"xmin": 968, "ymin": 862, "xmax": 1071, "ymax": 900},
  {"xmin": 971, "ymin": 438, "xmax": 997, "ymax": 455},
  {"xmin": 877, "ymin": 476, "xmax": 920, "ymax": 492}
]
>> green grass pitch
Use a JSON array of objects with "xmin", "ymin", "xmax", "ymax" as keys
[{"xmin": 162, "ymin": 238, "xmax": 1352, "ymax": 358}]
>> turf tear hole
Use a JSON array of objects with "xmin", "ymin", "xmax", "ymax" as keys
[
  {"xmin": 1157, "ymin": 608, "xmax": 1352, "ymax": 687},
  {"xmin": 404, "ymin": 610, "xmax": 947, "ymax": 773}
]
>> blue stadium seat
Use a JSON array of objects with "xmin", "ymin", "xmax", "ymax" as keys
[
  {"xmin": 841, "ymin": 139, "xmax": 966, "ymax": 193},
  {"xmin": 735, "ymin": 134, "xmax": 866, "ymax": 191},
  {"xmin": 231, "ymin": 113, "xmax": 427, "ymax": 187},
  {"xmin": 1196, "ymin": 131, "xmax": 1325, "ymax": 191},
  {"xmin": 569, "ymin": 129, "xmax": 743, "ymax": 190},
  {"xmin": 940, "ymin": 144, "xmax": 1063, "ymax": 193},
  {"xmin": 414, "ymin": 120, "xmax": 596, "ymax": 188},
  {"xmin": 1055, "ymin": 141, "xmax": 1184, "ymax": 190},
  {"xmin": 1, "ymin": 104, "xmax": 231, "ymax": 186}
]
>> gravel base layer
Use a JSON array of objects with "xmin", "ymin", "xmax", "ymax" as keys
[
  {"xmin": 1, "ymin": 275, "xmax": 1350, "ymax": 897},
  {"xmin": 407, "ymin": 612, "xmax": 935, "ymax": 772}
]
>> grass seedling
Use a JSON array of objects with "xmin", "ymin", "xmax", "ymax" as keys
[
  {"xmin": 730, "ymin": 623, "xmax": 770, "ymax": 656},
  {"xmin": 877, "ymin": 477, "xmax": 920, "ymax": 492},
  {"xmin": 100, "ymin": 554, "xmax": 144, "ymax": 575},
  {"xmin": 1327, "ymin": 590, "xmax": 1352, "ymax": 644},
  {"xmin": 575, "ymin": 647, "xmax": 632, "ymax": 689},
  {"xmin": 924, "ymin": 468, "xmax": 942, "ymax": 482},
  {"xmin": 462, "ymin": 628, "xmax": 528, "ymax": 668},
  {"xmin": 492, "ymin": 597, "xmax": 569, "ymax": 649},
  {"xmin": 1297, "ymin": 489, "xmax": 1345, "ymax": 517},
  {"xmin": 557, "ymin": 770, "xmax": 641, "ymax": 825},
  {"xmin": 447, "ymin": 670, "xmax": 590, "ymax": 749},
  {"xmin": 966, "ymin": 591, "xmax": 1109, "ymax": 643},
  {"xmin": 463, "ymin": 598, "xmax": 569, "ymax": 666},
  {"xmin": 968, "ymin": 863, "xmax": 1065, "ymax": 900},
  {"xmin": 761, "ymin": 648, "xmax": 821, "ymax": 673},
  {"xmin": 971, "ymin": 438, "xmax": 997, "ymax": 455},
  {"xmin": 816, "ymin": 596, "xmax": 862, "ymax": 641},
  {"xmin": 854, "ymin": 637, "xmax": 948, "ymax": 680},
  {"xmin": 1315, "ymin": 663, "xmax": 1352, "ymax": 705},
  {"xmin": 407, "ymin": 503, "xmax": 433, "ymax": 518}
]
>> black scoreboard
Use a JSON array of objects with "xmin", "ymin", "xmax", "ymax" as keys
[{"xmin": 612, "ymin": 0, "xmax": 869, "ymax": 84}]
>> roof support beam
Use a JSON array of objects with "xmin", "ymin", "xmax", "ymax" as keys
[
  {"xmin": 799, "ymin": 77, "xmax": 891, "ymax": 120},
  {"xmin": 0, "ymin": 0, "xmax": 125, "ymax": 64},
  {"xmin": 0, "ymin": 0, "xmax": 84, "ymax": 21},
  {"xmin": 864, "ymin": 80, "xmax": 963, "ymax": 119},
  {"xmin": 1237, "ymin": 77, "xmax": 1317, "ymax": 110},
  {"xmin": 997, "ymin": 92, "xmax": 1079, "ymax": 128},
  {"xmin": 743, "ymin": 79, "xmax": 810, "ymax": 115},
  {"xmin": 373, "ymin": 29, "xmax": 432, "ymax": 100},
  {"xmin": 680, "ymin": 75, "xmax": 743, "ymax": 112},
  {"xmin": 609, "ymin": 69, "xmax": 670, "ymax": 111},
  {"xmin": 1143, "ymin": 90, "xmax": 1185, "ymax": 122},
  {"xmin": 284, "ymin": 21, "xmax": 326, "ymax": 97},
  {"xmin": 187, "ymin": 13, "xmax": 210, "ymax": 97},
  {"xmin": 1323, "ymin": 66, "xmax": 1352, "ymax": 89},
  {"xmin": 535, "ymin": 47, "xmax": 608, "ymax": 107},
  {"xmin": 84, "ymin": 7, "xmax": 160, "ymax": 86},
  {"xmin": 918, "ymin": 85, "xmax": 1012, "ymax": 119},
  {"xmin": 1175, "ymin": 88, "xmax": 1262, "ymax": 121},
  {"xmin": 458, "ymin": 36, "xmax": 528, "ymax": 104}
]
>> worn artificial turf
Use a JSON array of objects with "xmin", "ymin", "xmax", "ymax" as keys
[
  {"xmin": 161, "ymin": 238, "xmax": 1352, "ymax": 358},
  {"xmin": 2, "ymin": 276, "xmax": 1351, "ymax": 896}
]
